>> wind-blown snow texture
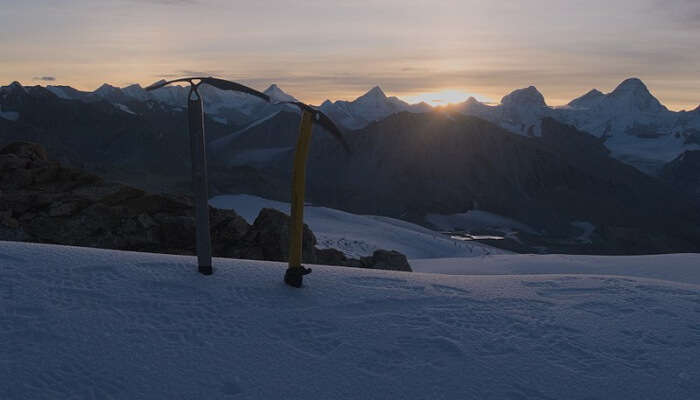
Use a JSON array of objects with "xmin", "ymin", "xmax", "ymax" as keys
[
  {"xmin": 210, "ymin": 194, "xmax": 502, "ymax": 259},
  {"xmin": 1, "ymin": 241, "xmax": 699, "ymax": 399},
  {"xmin": 411, "ymin": 254, "xmax": 700, "ymax": 285}
]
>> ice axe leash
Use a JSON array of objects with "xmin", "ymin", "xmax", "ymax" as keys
[
  {"xmin": 146, "ymin": 77, "xmax": 269, "ymax": 275},
  {"xmin": 280, "ymin": 102, "xmax": 350, "ymax": 288}
]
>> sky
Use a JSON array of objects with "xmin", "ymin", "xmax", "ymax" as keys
[{"xmin": 1, "ymin": 0, "xmax": 699, "ymax": 109}]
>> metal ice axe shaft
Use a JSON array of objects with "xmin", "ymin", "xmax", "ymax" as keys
[
  {"xmin": 288, "ymin": 110, "xmax": 314, "ymax": 270},
  {"xmin": 281, "ymin": 102, "xmax": 350, "ymax": 287},
  {"xmin": 187, "ymin": 92, "xmax": 212, "ymax": 274},
  {"xmin": 146, "ymin": 77, "xmax": 269, "ymax": 275}
]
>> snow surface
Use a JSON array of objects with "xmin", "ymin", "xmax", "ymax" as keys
[
  {"xmin": 0, "ymin": 110, "xmax": 19, "ymax": 121},
  {"xmin": 210, "ymin": 194, "xmax": 502, "ymax": 259},
  {"xmin": 264, "ymin": 84, "xmax": 297, "ymax": 103},
  {"xmin": 208, "ymin": 110, "xmax": 283, "ymax": 155},
  {"xmin": 426, "ymin": 210, "xmax": 538, "ymax": 235},
  {"xmin": 1, "ymin": 241, "xmax": 699, "ymax": 399},
  {"xmin": 411, "ymin": 254, "xmax": 700, "ymax": 284},
  {"xmin": 455, "ymin": 79, "xmax": 700, "ymax": 174},
  {"xmin": 319, "ymin": 86, "xmax": 429, "ymax": 130},
  {"xmin": 114, "ymin": 103, "xmax": 135, "ymax": 115}
]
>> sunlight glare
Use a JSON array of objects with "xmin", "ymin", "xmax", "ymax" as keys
[{"xmin": 400, "ymin": 90, "xmax": 490, "ymax": 106}]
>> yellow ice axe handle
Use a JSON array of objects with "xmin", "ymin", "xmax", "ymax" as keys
[{"xmin": 288, "ymin": 109, "xmax": 314, "ymax": 269}]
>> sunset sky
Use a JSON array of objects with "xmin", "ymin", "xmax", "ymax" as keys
[{"xmin": 1, "ymin": 0, "xmax": 699, "ymax": 109}]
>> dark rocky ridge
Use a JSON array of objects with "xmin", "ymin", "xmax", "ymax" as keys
[
  {"xmin": 660, "ymin": 150, "xmax": 700, "ymax": 202},
  {"xmin": 296, "ymin": 113, "xmax": 700, "ymax": 254},
  {"xmin": 3, "ymin": 84, "xmax": 699, "ymax": 255},
  {"xmin": 0, "ymin": 142, "xmax": 410, "ymax": 271}
]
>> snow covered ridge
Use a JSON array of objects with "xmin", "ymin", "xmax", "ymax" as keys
[
  {"xmin": 452, "ymin": 78, "xmax": 700, "ymax": 175},
  {"xmin": 2, "ymin": 241, "xmax": 699, "ymax": 399},
  {"xmin": 411, "ymin": 253, "xmax": 700, "ymax": 285},
  {"xmin": 210, "ymin": 194, "xmax": 503, "ymax": 259},
  {"xmin": 3, "ymin": 78, "xmax": 698, "ymax": 173}
]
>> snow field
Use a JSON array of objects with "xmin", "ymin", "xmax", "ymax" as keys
[{"xmin": 1, "ymin": 241, "xmax": 699, "ymax": 399}]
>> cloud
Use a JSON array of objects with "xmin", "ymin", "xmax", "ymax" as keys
[
  {"xmin": 32, "ymin": 76, "xmax": 56, "ymax": 82},
  {"xmin": 650, "ymin": 0, "xmax": 700, "ymax": 29},
  {"xmin": 157, "ymin": 70, "xmax": 226, "ymax": 79},
  {"xmin": 122, "ymin": 0, "xmax": 198, "ymax": 5}
]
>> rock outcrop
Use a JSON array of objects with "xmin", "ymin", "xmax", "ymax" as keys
[
  {"xmin": 228, "ymin": 208, "xmax": 317, "ymax": 263},
  {"xmin": 0, "ymin": 142, "xmax": 249, "ymax": 255},
  {"xmin": 316, "ymin": 248, "xmax": 411, "ymax": 272},
  {"xmin": 0, "ymin": 142, "xmax": 411, "ymax": 271}
]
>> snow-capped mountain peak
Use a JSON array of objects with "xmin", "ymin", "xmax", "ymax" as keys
[
  {"xmin": 500, "ymin": 86, "xmax": 546, "ymax": 108},
  {"xmin": 263, "ymin": 84, "xmax": 297, "ymax": 103},
  {"xmin": 94, "ymin": 83, "xmax": 125, "ymax": 100},
  {"xmin": 122, "ymin": 84, "xmax": 150, "ymax": 101},
  {"xmin": 465, "ymin": 96, "xmax": 479, "ymax": 104},
  {"xmin": 9, "ymin": 81, "xmax": 24, "ymax": 89},
  {"xmin": 317, "ymin": 85, "xmax": 425, "ymax": 130},
  {"xmin": 96, "ymin": 83, "xmax": 119, "ymax": 92},
  {"xmin": 457, "ymin": 96, "xmax": 491, "ymax": 114},
  {"xmin": 357, "ymin": 86, "xmax": 387, "ymax": 101},
  {"xmin": 612, "ymin": 77, "xmax": 647, "ymax": 93},
  {"xmin": 605, "ymin": 77, "xmax": 666, "ymax": 113},
  {"xmin": 123, "ymin": 83, "xmax": 144, "ymax": 92},
  {"xmin": 568, "ymin": 89, "xmax": 604, "ymax": 109},
  {"xmin": 5, "ymin": 81, "xmax": 26, "ymax": 95}
]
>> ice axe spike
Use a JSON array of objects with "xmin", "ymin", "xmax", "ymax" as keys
[
  {"xmin": 146, "ymin": 77, "xmax": 270, "ymax": 275},
  {"xmin": 283, "ymin": 102, "xmax": 349, "ymax": 288}
]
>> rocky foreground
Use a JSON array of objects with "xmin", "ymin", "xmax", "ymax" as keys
[{"xmin": 0, "ymin": 142, "xmax": 410, "ymax": 271}]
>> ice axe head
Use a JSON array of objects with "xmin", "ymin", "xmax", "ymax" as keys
[
  {"xmin": 279, "ymin": 101, "xmax": 351, "ymax": 154},
  {"xmin": 146, "ymin": 76, "xmax": 270, "ymax": 102}
]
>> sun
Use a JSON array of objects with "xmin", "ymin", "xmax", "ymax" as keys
[{"xmin": 400, "ymin": 90, "xmax": 490, "ymax": 106}]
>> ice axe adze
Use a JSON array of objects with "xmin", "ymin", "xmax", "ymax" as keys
[
  {"xmin": 146, "ymin": 77, "xmax": 269, "ymax": 275},
  {"xmin": 279, "ymin": 101, "xmax": 350, "ymax": 288}
]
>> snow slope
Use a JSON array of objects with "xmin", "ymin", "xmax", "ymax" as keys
[
  {"xmin": 1, "ymin": 241, "xmax": 699, "ymax": 399},
  {"xmin": 411, "ymin": 254, "xmax": 700, "ymax": 284},
  {"xmin": 426, "ymin": 210, "xmax": 539, "ymax": 235},
  {"xmin": 319, "ymin": 86, "xmax": 430, "ymax": 130},
  {"xmin": 210, "ymin": 194, "xmax": 502, "ymax": 259}
]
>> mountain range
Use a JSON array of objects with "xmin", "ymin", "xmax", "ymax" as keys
[
  {"xmin": 451, "ymin": 78, "xmax": 700, "ymax": 175},
  {"xmin": 1, "ymin": 78, "xmax": 699, "ymax": 254},
  {"xmin": 3, "ymin": 77, "xmax": 697, "ymax": 175}
]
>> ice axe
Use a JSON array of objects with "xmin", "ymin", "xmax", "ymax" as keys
[
  {"xmin": 146, "ymin": 77, "xmax": 269, "ymax": 275},
  {"xmin": 279, "ymin": 101, "xmax": 350, "ymax": 288}
]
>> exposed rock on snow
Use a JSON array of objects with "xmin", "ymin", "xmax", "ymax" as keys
[
  {"xmin": 0, "ymin": 142, "xmax": 410, "ymax": 269},
  {"xmin": 210, "ymin": 194, "xmax": 499, "ymax": 260},
  {"xmin": 0, "ymin": 141, "xmax": 249, "ymax": 255},
  {"xmin": 361, "ymin": 249, "xmax": 411, "ymax": 271},
  {"xmin": 316, "ymin": 248, "xmax": 412, "ymax": 271},
  {"xmin": 230, "ymin": 207, "xmax": 317, "ymax": 263}
]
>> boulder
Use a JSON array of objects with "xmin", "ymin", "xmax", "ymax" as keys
[
  {"xmin": 0, "ymin": 141, "xmax": 48, "ymax": 161},
  {"xmin": 316, "ymin": 248, "xmax": 348, "ymax": 265},
  {"xmin": 232, "ymin": 208, "xmax": 317, "ymax": 263},
  {"xmin": 0, "ymin": 141, "xmax": 249, "ymax": 258},
  {"xmin": 361, "ymin": 250, "xmax": 412, "ymax": 272}
]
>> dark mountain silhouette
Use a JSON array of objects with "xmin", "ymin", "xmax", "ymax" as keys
[{"xmin": 2, "ymin": 82, "xmax": 699, "ymax": 254}]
